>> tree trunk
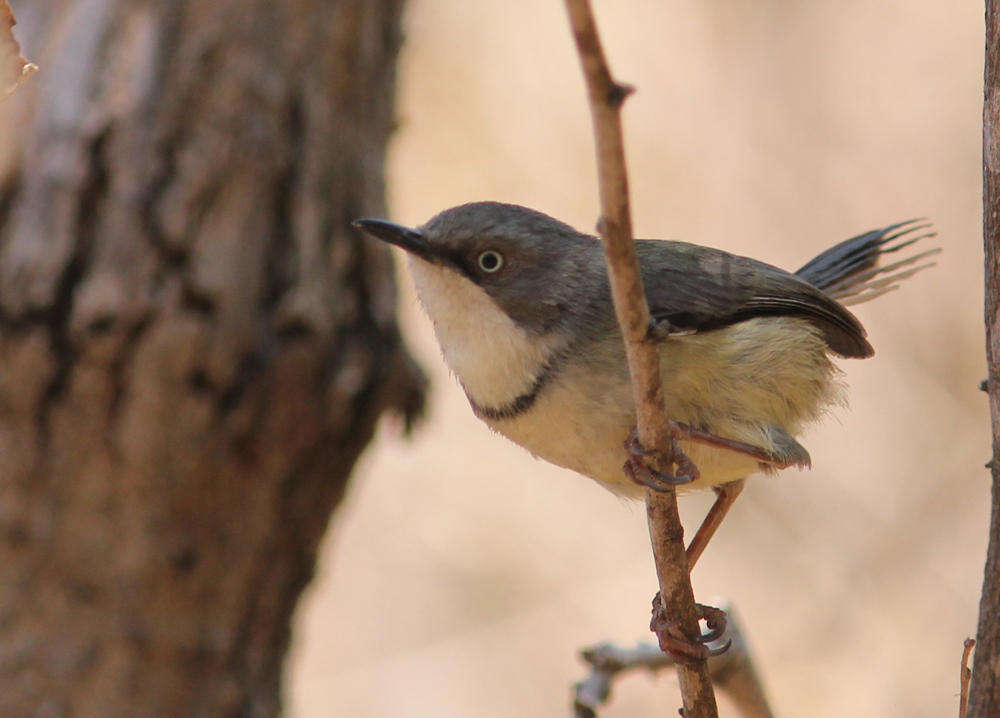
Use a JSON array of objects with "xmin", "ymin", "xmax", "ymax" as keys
[
  {"xmin": 0, "ymin": 0, "xmax": 424, "ymax": 715},
  {"xmin": 974, "ymin": 1, "xmax": 1000, "ymax": 715}
]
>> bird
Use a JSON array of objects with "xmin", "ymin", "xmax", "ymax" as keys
[{"xmin": 354, "ymin": 202, "xmax": 938, "ymax": 568}]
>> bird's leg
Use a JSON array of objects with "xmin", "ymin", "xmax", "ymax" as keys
[
  {"xmin": 642, "ymin": 479, "xmax": 742, "ymax": 661},
  {"xmin": 629, "ymin": 423, "xmax": 802, "ymax": 556},
  {"xmin": 685, "ymin": 479, "xmax": 745, "ymax": 570},
  {"xmin": 669, "ymin": 421, "xmax": 781, "ymax": 464},
  {"xmin": 649, "ymin": 592, "xmax": 731, "ymax": 664},
  {"xmin": 632, "ymin": 423, "xmax": 777, "ymax": 662},
  {"xmin": 627, "ymin": 424, "xmax": 740, "ymax": 660},
  {"xmin": 624, "ymin": 420, "xmax": 786, "ymax": 492}
]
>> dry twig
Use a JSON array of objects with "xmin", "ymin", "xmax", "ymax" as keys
[
  {"xmin": 1, "ymin": 0, "xmax": 36, "ymax": 100},
  {"xmin": 960, "ymin": 638, "xmax": 975, "ymax": 718},
  {"xmin": 572, "ymin": 604, "xmax": 774, "ymax": 718},
  {"xmin": 562, "ymin": 1, "xmax": 718, "ymax": 715}
]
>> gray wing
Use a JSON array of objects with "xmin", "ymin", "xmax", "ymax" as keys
[{"xmin": 637, "ymin": 240, "xmax": 873, "ymax": 358}]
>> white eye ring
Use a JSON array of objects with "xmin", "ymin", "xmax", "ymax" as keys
[{"xmin": 477, "ymin": 250, "xmax": 504, "ymax": 273}]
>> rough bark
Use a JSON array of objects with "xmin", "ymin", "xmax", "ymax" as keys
[
  {"xmin": 0, "ymin": 0, "xmax": 424, "ymax": 715},
  {"xmin": 974, "ymin": 1, "xmax": 1000, "ymax": 715}
]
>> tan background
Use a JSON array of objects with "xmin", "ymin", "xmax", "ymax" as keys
[{"xmin": 288, "ymin": 1, "xmax": 987, "ymax": 716}]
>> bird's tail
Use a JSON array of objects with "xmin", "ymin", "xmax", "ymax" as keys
[{"xmin": 795, "ymin": 219, "xmax": 940, "ymax": 306}]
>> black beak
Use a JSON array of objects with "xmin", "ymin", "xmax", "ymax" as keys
[{"xmin": 353, "ymin": 218, "xmax": 436, "ymax": 262}]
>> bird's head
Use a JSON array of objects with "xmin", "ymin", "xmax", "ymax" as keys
[{"xmin": 354, "ymin": 202, "xmax": 604, "ymax": 336}]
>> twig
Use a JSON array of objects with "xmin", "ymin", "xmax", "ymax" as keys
[
  {"xmin": 562, "ymin": 2, "xmax": 719, "ymax": 716},
  {"xmin": 572, "ymin": 604, "xmax": 775, "ymax": 718},
  {"xmin": 1, "ymin": 0, "xmax": 37, "ymax": 100},
  {"xmin": 573, "ymin": 642, "xmax": 669, "ymax": 718},
  {"xmin": 960, "ymin": 638, "xmax": 975, "ymax": 718}
]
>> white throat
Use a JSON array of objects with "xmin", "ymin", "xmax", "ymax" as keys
[{"xmin": 407, "ymin": 256, "xmax": 561, "ymax": 409}]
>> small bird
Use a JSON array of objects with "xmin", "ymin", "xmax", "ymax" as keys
[{"xmin": 355, "ymin": 202, "xmax": 937, "ymax": 566}]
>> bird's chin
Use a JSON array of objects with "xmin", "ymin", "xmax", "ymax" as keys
[{"xmin": 406, "ymin": 253, "xmax": 472, "ymax": 319}]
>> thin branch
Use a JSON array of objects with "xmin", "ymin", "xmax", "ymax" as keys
[
  {"xmin": 973, "ymin": 1, "xmax": 1000, "ymax": 715},
  {"xmin": 960, "ymin": 638, "xmax": 975, "ymax": 718},
  {"xmin": 572, "ymin": 604, "xmax": 774, "ymax": 718},
  {"xmin": 1, "ymin": 0, "xmax": 37, "ymax": 100},
  {"xmin": 562, "ymin": 2, "xmax": 718, "ymax": 716},
  {"xmin": 573, "ymin": 643, "xmax": 668, "ymax": 718}
]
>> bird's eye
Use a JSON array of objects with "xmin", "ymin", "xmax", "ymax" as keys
[{"xmin": 477, "ymin": 250, "xmax": 504, "ymax": 273}]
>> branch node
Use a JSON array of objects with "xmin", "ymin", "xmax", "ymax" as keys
[{"xmin": 607, "ymin": 81, "xmax": 635, "ymax": 108}]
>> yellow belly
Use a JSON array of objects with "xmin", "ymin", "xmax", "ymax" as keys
[{"xmin": 486, "ymin": 317, "xmax": 841, "ymax": 499}]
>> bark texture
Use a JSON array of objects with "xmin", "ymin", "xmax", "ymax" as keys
[
  {"xmin": 0, "ymin": 0, "xmax": 424, "ymax": 715},
  {"xmin": 974, "ymin": 1, "xmax": 1000, "ymax": 715}
]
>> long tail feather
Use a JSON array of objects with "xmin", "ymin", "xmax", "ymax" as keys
[{"xmin": 795, "ymin": 219, "xmax": 939, "ymax": 305}]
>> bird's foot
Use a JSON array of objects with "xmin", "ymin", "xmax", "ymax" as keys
[
  {"xmin": 623, "ymin": 427, "xmax": 700, "ymax": 489},
  {"xmin": 649, "ymin": 592, "xmax": 731, "ymax": 664}
]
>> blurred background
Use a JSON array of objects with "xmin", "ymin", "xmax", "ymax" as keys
[{"xmin": 288, "ymin": 1, "xmax": 985, "ymax": 716}]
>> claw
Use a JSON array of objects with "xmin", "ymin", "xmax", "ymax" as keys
[
  {"xmin": 649, "ymin": 593, "xmax": 731, "ymax": 664},
  {"xmin": 705, "ymin": 638, "xmax": 732, "ymax": 657},
  {"xmin": 624, "ymin": 430, "xmax": 654, "ymax": 457},
  {"xmin": 623, "ymin": 428, "xmax": 700, "ymax": 489},
  {"xmin": 695, "ymin": 603, "xmax": 728, "ymax": 644},
  {"xmin": 696, "ymin": 625, "xmax": 725, "ymax": 644},
  {"xmin": 673, "ymin": 449, "xmax": 700, "ymax": 483},
  {"xmin": 624, "ymin": 457, "xmax": 695, "ymax": 489}
]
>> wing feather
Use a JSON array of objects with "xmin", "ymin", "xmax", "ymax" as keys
[{"xmin": 637, "ymin": 240, "xmax": 873, "ymax": 358}]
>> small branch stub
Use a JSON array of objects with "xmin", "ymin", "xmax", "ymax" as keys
[
  {"xmin": 606, "ymin": 81, "xmax": 635, "ymax": 108},
  {"xmin": 960, "ymin": 638, "xmax": 975, "ymax": 718}
]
